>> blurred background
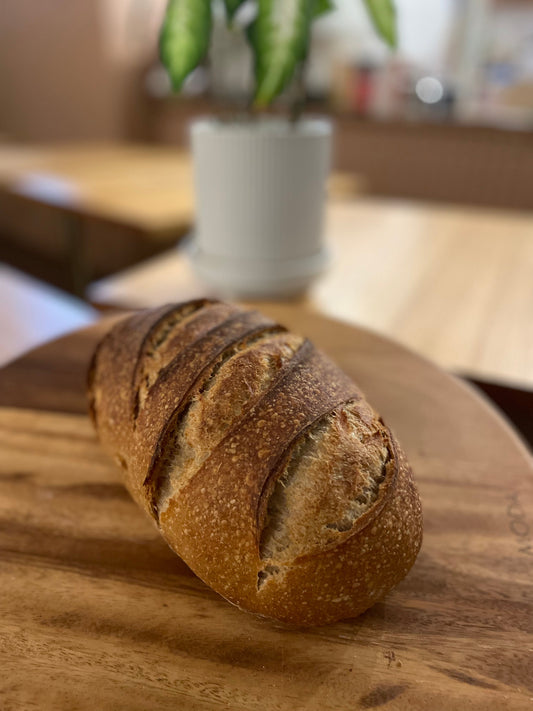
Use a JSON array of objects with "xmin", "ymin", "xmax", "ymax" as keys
[
  {"xmin": 2, "ymin": 0, "xmax": 533, "ymax": 283},
  {"xmin": 1, "ymin": 0, "xmax": 532, "ymax": 441}
]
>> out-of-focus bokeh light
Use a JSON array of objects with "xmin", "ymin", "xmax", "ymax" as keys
[{"xmin": 415, "ymin": 76, "xmax": 444, "ymax": 104}]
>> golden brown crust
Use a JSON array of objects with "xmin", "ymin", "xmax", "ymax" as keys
[{"xmin": 89, "ymin": 300, "xmax": 423, "ymax": 626}]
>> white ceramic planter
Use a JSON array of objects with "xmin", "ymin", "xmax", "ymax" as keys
[{"xmin": 190, "ymin": 117, "xmax": 332, "ymax": 299}]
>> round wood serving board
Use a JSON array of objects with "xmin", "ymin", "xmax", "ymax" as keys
[{"xmin": 0, "ymin": 305, "xmax": 532, "ymax": 711}]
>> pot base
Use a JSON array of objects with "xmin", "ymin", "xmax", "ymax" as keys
[{"xmin": 191, "ymin": 244, "xmax": 330, "ymax": 300}]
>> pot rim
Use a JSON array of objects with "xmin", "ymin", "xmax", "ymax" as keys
[{"xmin": 190, "ymin": 115, "xmax": 332, "ymax": 138}]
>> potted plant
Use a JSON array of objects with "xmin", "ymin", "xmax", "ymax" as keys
[{"xmin": 160, "ymin": 0, "xmax": 396, "ymax": 298}]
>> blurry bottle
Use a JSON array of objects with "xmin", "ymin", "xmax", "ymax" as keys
[
  {"xmin": 370, "ymin": 58, "xmax": 411, "ymax": 121},
  {"xmin": 330, "ymin": 60, "xmax": 353, "ymax": 113},
  {"xmin": 351, "ymin": 62, "xmax": 376, "ymax": 117}
]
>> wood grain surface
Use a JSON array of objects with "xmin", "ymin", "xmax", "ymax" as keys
[{"xmin": 0, "ymin": 305, "xmax": 532, "ymax": 710}]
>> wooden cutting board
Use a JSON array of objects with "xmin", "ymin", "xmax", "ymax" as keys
[{"xmin": 0, "ymin": 305, "xmax": 532, "ymax": 711}]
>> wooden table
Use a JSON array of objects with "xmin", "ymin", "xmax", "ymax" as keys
[
  {"xmin": 0, "ymin": 143, "xmax": 195, "ymax": 293},
  {"xmin": 88, "ymin": 199, "xmax": 533, "ymax": 391},
  {"xmin": 0, "ymin": 143, "xmax": 195, "ymax": 233},
  {"xmin": 0, "ymin": 306, "xmax": 532, "ymax": 710}
]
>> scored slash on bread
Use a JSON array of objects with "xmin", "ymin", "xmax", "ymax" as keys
[{"xmin": 88, "ymin": 300, "xmax": 423, "ymax": 626}]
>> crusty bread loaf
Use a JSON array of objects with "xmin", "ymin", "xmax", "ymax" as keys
[{"xmin": 88, "ymin": 300, "xmax": 422, "ymax": 626}]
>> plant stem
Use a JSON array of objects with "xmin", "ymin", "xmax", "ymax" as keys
[{"xmin": 290, "ymin": 58, "xmax": 308, "ymax": 125}]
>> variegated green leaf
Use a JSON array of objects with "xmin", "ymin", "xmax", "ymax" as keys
[
  {"xmin": 362, "ymin": 0, "xmax": 397, "ymax": 48},
  {"xmin": 159, "ymin": 0, "xmax": 212, "ymax": 92},
  {"xmin": 249, "ymin": 0, "xmax": 316, "ymax": 107},
  {"xmin": 314, "ymin": 0, "xmax": 335, "ymax": 17},
  {"xmin": 224, "ymin": 0, "xmax": 248, "ymax": 22}
]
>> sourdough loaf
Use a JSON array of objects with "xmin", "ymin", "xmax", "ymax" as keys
[{"xmin": 88, "ymin": 300, "xmax": 422, "ymax": 626}]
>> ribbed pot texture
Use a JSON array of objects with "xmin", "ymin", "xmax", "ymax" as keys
[{"xmin": 190, "ymin": 117, "xmax": 332, "ymax": 298}]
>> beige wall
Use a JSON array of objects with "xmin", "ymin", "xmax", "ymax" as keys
[{"xmin": 0, "ymin": 0, "xmax": 151, "ymax": 142}]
